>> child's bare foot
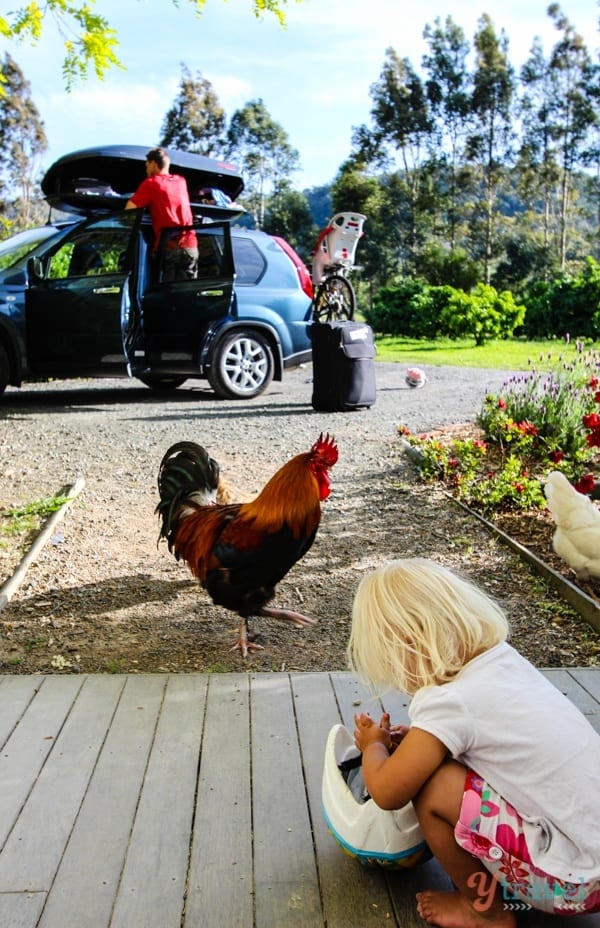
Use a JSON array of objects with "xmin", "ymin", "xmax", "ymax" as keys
[{"xmin": 416, "ymin": 890, "xmax": 517, "ymax": 928}]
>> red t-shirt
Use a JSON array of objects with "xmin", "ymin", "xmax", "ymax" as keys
[{"xmin": 129, "ymin": 173, "xmax": 195, "ymax": 250}]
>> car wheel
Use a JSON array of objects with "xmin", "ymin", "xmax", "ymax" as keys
[
  {"xmin": 137, "ymin": 375, "xmax": 187, "ymax": 391},
  {"xmin": 0, "ymin": 344, "xmax": 9, "ymax": 395},
  {"xmin": 208, "ymin": 330, "xmax": 274, "ymax": 399}
]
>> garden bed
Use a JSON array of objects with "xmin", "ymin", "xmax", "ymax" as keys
[{"xmin": 400, "ymin": 423, "xmax": 600, "ymax": 634}]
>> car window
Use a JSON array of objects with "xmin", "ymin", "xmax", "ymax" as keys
[
  {"xmin": 48, "ymin": 228, "xmax": 130, "ymax": 279},
  {"xmin": 231, "ymin": 236, "xmax": 266, "ymax": 285},
  {"xmin": 157, "ymin": 225, "xmax": 229, "ymax": 282},
  {"xmin": 0, "ymin": 227, "xmax": 59, "ymax": 272}
]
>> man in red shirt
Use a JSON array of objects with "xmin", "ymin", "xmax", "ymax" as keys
[{"xmin": 126, "ymin": 147, "xmax": 198, "ymax": 280}]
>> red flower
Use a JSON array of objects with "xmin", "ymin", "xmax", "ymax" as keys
[
  {"xmin": 497, "ymin": 398, "xmax": 507, "ymax": 410},
  {"xmin": 473, "ymin": 440, "xmax": 487, "ymax": 451},
  {"xmin": 595, "ymin": 392, "xmax": 600, "ymax": 404},
  {"xmin": 514, "ymin": 483, "xmax": 525, "ymax": 493},
  {"xmin": 549, "ymin": 450, "xmax": 564, "ymax": 463},
  {"xmin": 448, "ymin": 458, "xmax": 460, "ymax": 469},
  {"xmin": 517, "ymin": 421, "xmax": 538, "ymax": 436},
  {"xmin": 583, "ymin": 413, "xmax": 600, "ymax": 430},
  {"xmin": 586, "ymin": 432, "xmax": 600, "ymax": 448},
  {"xmin": 398, "ymin": 424, "xmax": 411, "ymax": 436},
  {"xmin": 589, "ymin": 377, "xmax": 599, "ymax": 389},
  {"xmin": 575, "ymin": 473, "xmax": 596, "ymax": 495}
]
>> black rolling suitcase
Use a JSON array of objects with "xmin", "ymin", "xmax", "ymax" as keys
[{"xmin": 310, "ymin": 321, "xmax": 376, "ymax": 411}]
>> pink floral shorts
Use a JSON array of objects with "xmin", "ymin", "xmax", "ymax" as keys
[{"xmin": 455, "ymin": 770, "xmax": 600, "ymax": 915}]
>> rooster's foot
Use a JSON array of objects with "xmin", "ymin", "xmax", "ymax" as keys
[
  {"xmin": 259, "ymin": 606, "xmax": 316, "ymax": 629},
  {"xmin": 230, "ymin": 625, "xmax": 264, "ymax": 658}
]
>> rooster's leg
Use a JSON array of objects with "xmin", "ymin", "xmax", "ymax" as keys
[
  {"xmin": 230, "ymin": 617, "xmax": 265, "ymax": 658},
  {"xmin": 259, "ymin": 606, "xmax": 316, "ymax": 628}
]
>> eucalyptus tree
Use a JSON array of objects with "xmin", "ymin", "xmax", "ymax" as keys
[
  {"xmin": 331, "ymin": 160, "xmax": 401, "ymax": 296},
  {"xmin": 263, "ymin": 183, "xmax": 314, "ymax": 256},
  {"xmin": 0, "ymin": 54, "xmax": 47, "ymax": 233},
  {"xmin": 519, "ymin": 36, "xmax": 562, "ymax": 270},
  {"xmin": 160, "ymin": 64, "xmax": 226, "ymax": 157},
  {"xmin": 466, "ymin": 14, "xmax": 515, "ymax": 283},
  {"xmin": 352, "ymin": 48, "xmax": 434, "ymax": 270},
  {"xmin": 580, "ymin": 95, "xmax": 600, "ymax": 263},
  {"xmin": 225, "ymin": 99, "xmax": 300, "ymax": 228},
  {"xmin": 422, "ymin": 16, "xmax": 472, "ymax": 250},
  {"xmin": 546, "ymin": 4, "xmax": 597, "ymax": 269}
]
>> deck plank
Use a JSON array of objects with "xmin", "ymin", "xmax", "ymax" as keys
[
  {"xmin": 540, "ymin": 669, "xmax": 600, "ymax": 732},
  {"xmin": 37, "ymin": 675, "xmax": 166, "ymax": 928},
  {"xmin": 0, "ymin": 676, "xmax": 44, "ymax": 751},
  {"xmin": 0, "ymin": 675, "xmax": 125, "ymax": 891},
  {"xmin": 183, "ymin": 673, "xmax": 253, "ymax": 928},
  {"xmin": 0, "ymin": 891, "xmax": 46, "ymax": 928},
  {"xmin": 570, "ymin": 668, "xmax": 600, "ymax": 708},
  {"xmin": 0, "ymin": 676, "xmax": 84, "ymax": 849},
  {"xmin": 251, "ymin": 673, "xmax": 322, "ymax": 928},
  {"xmin": 110, "ymin": 674, "xmax": 207, "ymax": 928}
]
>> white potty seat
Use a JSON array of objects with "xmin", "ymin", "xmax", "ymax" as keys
[{"xmin": 321, "ymin": 724, "xmax": 431, "ymax": 868}]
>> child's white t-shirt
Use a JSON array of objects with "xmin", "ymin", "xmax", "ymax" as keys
[{"xmin": 409, "ymin": 642, "xmax": 600, "ymax": 881}]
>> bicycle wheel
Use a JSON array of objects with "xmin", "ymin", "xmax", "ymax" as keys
[{"xmin": 312, "ymin": 274, "xmax": 355, "ymax": 323}]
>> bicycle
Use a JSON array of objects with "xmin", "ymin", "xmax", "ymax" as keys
[{"xmin": 310, "ymin": 212, "xmax": 366, "ymax": 323}]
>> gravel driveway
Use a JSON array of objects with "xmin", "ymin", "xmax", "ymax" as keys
[{"xmin": 1, "ymin": 362, "xmax": 598, "ymax": 673}]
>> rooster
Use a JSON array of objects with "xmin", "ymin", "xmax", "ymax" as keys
[
  {"xmin": 544, "ymin": 471, "xmax": 600, "ymax": 593},
  {"xmin": 156, "ymin": 434, "xmax": 338, "ymax": 656}
]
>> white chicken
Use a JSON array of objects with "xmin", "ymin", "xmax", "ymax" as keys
[{"xmin": 544, "ymin": 471, "xmax": 600, "ymax": 586}]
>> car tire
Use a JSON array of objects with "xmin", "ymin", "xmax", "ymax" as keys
[
  {"xmin": 208, "ymin": 329, "xmax": 274, "ymax": 399},
  {"xmin": 137, "ymin": 375, "xmax": 187, "ymax": 391},
  {"xmin": 0, "ymin": 343, "xmax": 9, "ymax": 396}
]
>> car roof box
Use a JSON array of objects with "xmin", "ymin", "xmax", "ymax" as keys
[{"xmin": 41, "ymin": 144, "xmax": 245, "ymax": 219}]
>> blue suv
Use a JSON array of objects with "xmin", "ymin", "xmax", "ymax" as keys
[{"xmin": 0, "ymin": 145, "xmax": 313, "ymax": 400}]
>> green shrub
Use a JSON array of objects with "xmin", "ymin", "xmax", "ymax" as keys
[
  {"xmin": 414, "ymin": 243, "xmax": 481, "ymax": 290},
  {"xmin": 440, "ymin": 284, "xmax": 525, "ymax": 346},
  {"xmin": 522, "ymin": 258, "xmax": 600, "ymax": 340},
  {"xmin": 365, "ymin": 277, "xmax": 435, "ymax": 337}
]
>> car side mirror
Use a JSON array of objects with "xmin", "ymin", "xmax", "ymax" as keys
[{"xmin": 27, "ymin": 256, "xmax": 44, "ymax": 283}]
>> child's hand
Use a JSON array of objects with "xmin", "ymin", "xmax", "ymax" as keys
[
  {"xmin": 380, "ymin": 712, "xmax": 410, "ymax": 751},
  {"xmin": 353, "ymin": 712, "xmax": 392, "ymax": 752}
]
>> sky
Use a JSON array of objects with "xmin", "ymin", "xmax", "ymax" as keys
[{"xmin": 3, "ymin": 0, "xmax": 600, "ymax": 191}]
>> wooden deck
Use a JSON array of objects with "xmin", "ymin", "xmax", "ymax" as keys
[{"xmin": 0, "ymin": 670, "xmax": 599, "ymax": 928}]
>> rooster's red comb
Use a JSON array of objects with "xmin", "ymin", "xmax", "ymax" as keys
[{"xmin": 311, "ymin": 432, "xmax": 338, "ymax": 466}]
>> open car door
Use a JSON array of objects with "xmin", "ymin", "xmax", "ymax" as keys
[
  {"xmin": 26, "ymin": 210, "xmax": 143, "ymax": 378},
  {"xmin": 123, "ymin": 221, "xmax": 235, "ymax": 381}
]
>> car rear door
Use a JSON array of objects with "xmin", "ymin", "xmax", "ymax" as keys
[
  {"xmin": 25, "ymin": 211, "xmax": 141, "ymax": 376},
  {"xmin": 127, "ymin": 221, "xmax": 235, "ymax": 377}
]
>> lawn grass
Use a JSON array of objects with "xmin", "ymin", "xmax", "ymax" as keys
[{"xmin": 374, "ymin": 336, "xmax": 577, "ymax": 370}]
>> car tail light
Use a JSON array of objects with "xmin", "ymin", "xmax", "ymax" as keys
[{"xmin": 272, "ymin": 235, "xmax": 314, "ymax": 300}]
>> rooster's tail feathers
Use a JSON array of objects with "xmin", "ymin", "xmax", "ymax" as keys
[{"xmin": 156, "ymin": 441, "xmax": 220, "ymax": 548}]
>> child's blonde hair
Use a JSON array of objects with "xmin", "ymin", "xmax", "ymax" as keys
[{"xmin": 347, "ymin": 558, "xmax": 509, "ymax": 695}]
